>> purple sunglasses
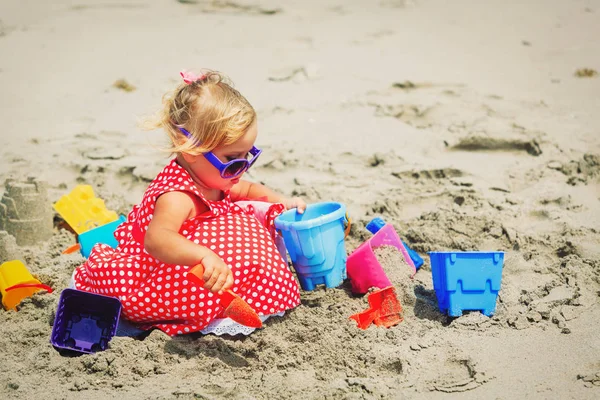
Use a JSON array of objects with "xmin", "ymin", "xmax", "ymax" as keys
[{"xmin": 178, "ymin": 127, "xmax": 262, "ymax": 179}]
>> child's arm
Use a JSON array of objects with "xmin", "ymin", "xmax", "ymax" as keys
[
  {"xmin": 144, "ymin": 191, "xmax": 233, "ymax": 294},
  {"xmin": 231, "ymin": 180, "xmax": 307, "ymax": 213}
]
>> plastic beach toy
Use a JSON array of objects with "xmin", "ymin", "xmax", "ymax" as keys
[
  {"xmin": 53, "ymin": 185, "xmax": 119, "ymax": 234},
  {"xmin": 0, "ymin": 260, "xmax": 53, "ymax": 310},
  {"xmin": 346, "ymin": 220, "xmax": 416, "ymax": 295},
  {"xmin": 366, "ymin": 217, "xmax": 424, "ymax": 269},
  {"xmin": 63, "ymin": 215, "xmax": 127, "ymax": 257},
  {"xmin": 78, "ymin": 215, "xmax": 126, "ymax": 257},
  {"xmin": 349, "ymin": 286, "xmax": 403, "ymax": 329},
  {"xmin": 429, "ymin": 251, "xmax": 504, "ymax": 317},
  {"xmin": 187, "ymin": 264, "xmax": 262, "ymax": 329},
  {"xmin": 274, "ymin": 202, "xmax": 349, "ymax": 291},
  {"xmin": 50, "ymin": 289, "xmax": 121, "ymax": 353}
]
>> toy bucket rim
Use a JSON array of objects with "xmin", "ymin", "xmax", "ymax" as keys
[
  {"xmin": 274, "ymin": 202, "xmax": 346, "ymax": 232},
  {"xmin": 58, "ymin": 288, "xmax": 123, "ymax": 305}
]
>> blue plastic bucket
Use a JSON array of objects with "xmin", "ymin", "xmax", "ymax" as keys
[
  {"xmin": 274, "ymin": 202, "xmax": 347, "ymax": 291},
  {"xmin": 429, "ymin": 251, "xmax": 504, "ymax": 317}
]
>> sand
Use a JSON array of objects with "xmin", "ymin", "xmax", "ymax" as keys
[{"xmin": 0, "ymin": 0, "xmax": 599, "ymax": 399}]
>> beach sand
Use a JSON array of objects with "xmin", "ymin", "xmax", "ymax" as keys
[{"xmin": 0, "ymin": 0, "xmax": 599, "ymax": 398}]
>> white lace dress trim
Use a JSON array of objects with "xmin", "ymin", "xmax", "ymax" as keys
[{"xmin": 200, "ymin": 312, "xmax": 285, "ymax": 336}]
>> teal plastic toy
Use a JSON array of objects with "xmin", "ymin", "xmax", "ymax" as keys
[{"xmin": 78, "ymin": 215, "xmax": 126, "ymax": 258}]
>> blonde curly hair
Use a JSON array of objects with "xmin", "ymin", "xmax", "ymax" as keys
[{"xmin": 143, "ymin": 70, "xmax": 256, "ymax": 155}]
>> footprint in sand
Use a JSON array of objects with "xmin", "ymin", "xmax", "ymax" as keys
[
  {"xmin": 424, "ymin": 357, "xmax": 490, "ymax": 393},
  {"xmin": 420, "ymin": 351, "xmax": 490, "ymax": 393}
]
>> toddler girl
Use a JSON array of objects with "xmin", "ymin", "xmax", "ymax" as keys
[{"xmin": 73, "ymin": 70, "xmax": 305, "ymax": 336}]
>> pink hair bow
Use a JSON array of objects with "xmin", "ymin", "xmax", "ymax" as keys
[{"xmin": 180, "ymin": 70, "xmax": 206, "ymax": 84}]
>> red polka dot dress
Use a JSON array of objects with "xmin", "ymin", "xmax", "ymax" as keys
[{"xmin": 73, "ymin": 159, "xmax": 301, "ymax": 336}]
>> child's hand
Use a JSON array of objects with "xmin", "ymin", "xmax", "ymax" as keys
[
  {"xmin": 197, "ymin": 251, "xmax": 234, "ymax": 294},
  {"xmin": 283, "ymin": 196, "xmax": 307, "ymax": 214}
]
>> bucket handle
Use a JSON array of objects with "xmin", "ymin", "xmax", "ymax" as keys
[
  {"xmin": 265, "ymin": 203, "xmax": 286, "ymax": 241},
  {"xmin": 5, "ymin": 283, "xmax": 54, "ymax": 293},
  {"xmin": 344, "ymin": 213, "xmax": 352, "ymax": 238}
]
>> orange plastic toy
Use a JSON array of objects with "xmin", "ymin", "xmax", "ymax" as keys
[
  {"xmin": 0, "ymin": 260, "xmax": 53, "ymax": 310},
  {"xmin": 349, "ymin": 286, "xmax": 403, "ymax": 329},
  {"xmin": 187, "ymin": 265, "xmax": 262, "ymax": 329}
]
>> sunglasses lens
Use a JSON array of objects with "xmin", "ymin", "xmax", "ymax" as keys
[{"xmin": 223, "ymin": 161, "xmax": 247, "ymax": 178}]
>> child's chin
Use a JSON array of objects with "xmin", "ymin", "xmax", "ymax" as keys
[{"xmin": 222, "ymin": 180, "xmax": 236, "ymax": 190}]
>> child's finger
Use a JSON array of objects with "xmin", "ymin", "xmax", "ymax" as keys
[
  {"xmin": 212, "ymin": 272, "xmax": 229, "ymax": 293},
  {"xmin": 221, "ymin": 272, "xmax": 234, "ymax": 293},
  {"xmin": 203, "ymin": 269, "xmax": 221, "ymax": 291},
  {"xmin": 294, "ymin": 198, "xmax": 306, "ymax": 214},
  {"xmin": 202, "ymin": 264, "xmax": 214, "ymax": 282}
]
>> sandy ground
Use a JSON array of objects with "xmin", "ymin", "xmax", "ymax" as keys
[{"xmin": 1, "ymin": 0, "xmax": 599, "ymax": 399}]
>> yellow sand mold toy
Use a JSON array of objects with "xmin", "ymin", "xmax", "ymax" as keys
[
  {"xmin": 0, "ymin": 260, "xmax": 53, "ymax": 310},
  {"xmin": 53, "ymin": 185, "xmax": 119, "ymax": 234}
]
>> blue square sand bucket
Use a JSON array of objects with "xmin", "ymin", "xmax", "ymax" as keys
[
  {"xmin": 274, "ymin": 202, "xmax": 348, "ymax": 291},
  {"xmin": 429, "ymin": 251, "xmax": 504, "ymax": 317}
]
